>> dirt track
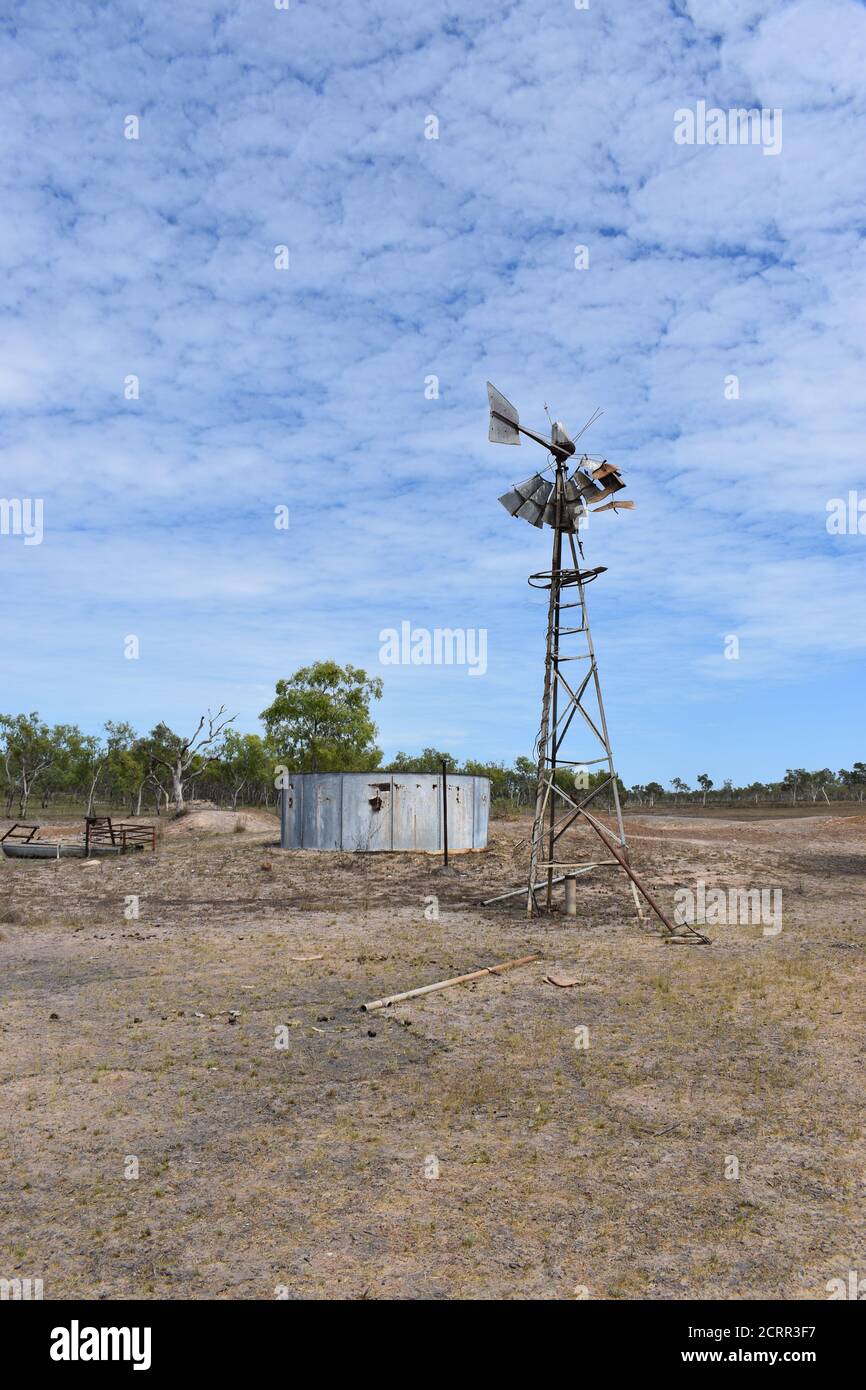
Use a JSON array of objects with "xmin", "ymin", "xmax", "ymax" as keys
[{"xmin": 1, "ymin": 808, "xmax": 864, "ymax": 1299}]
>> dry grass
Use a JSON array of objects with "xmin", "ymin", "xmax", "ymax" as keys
[{"xmin": 0, "ymin": 808, "xmax": 864, "ymax": 1299}]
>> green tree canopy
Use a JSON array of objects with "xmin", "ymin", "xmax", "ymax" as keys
[
  {"xmin": 260, "ymin": 662, "xmax": 383, "ymax": 772},
  {"xmin": 0, "ymin": 711, "xmax": 55, "ymax": 816},
  {"xmin": 220, "ymin": 730, "xmax": 271, "ymax": 808},
  {"xmin": 387, "ymin": 747, "xmax": 456, "ymax": 774},
  {"xmin": 697, "ymin": 772, "xmax": 713, "ymax": 805}
]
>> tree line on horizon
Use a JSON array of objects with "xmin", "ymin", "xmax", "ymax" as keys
[{"xmin": 2, "ymin": 661, "xmax": 863, "ymax": 820}]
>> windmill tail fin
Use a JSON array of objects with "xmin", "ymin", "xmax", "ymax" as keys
[{"xmin": 487, "ymin": 382, "xmax": 520, "ymax": 445}]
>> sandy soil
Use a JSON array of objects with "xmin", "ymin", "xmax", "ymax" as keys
[
  {"xmin": 0, "ymin": 807, "xmax": 863, "ymax": 1300},
  {"xmin": 162, "ymin": 807, "xmax": 279, "ymax": 837}
]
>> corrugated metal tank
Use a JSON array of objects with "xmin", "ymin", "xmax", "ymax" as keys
[{"xmin": 279, "ymin": 772, "xmax": 490, "ymax": 852}]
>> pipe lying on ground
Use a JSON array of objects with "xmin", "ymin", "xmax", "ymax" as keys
[
  {"xmin": 481, "ymin": 865, "xmax": 601, "ymax": 905},
  {"xmin": 361, "ymin": 954, "xmax": 541, "ymax": 1012}
]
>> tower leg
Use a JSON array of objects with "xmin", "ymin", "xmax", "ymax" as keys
[{"xmin": 525, "ymin": 472, "xmax": 567, "ymax": 917}]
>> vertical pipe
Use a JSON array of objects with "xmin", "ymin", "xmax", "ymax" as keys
[
  {"xmin": 564, "ymin": 874, "xmax": 578, "ymax": 916},
  {"xmin": 389, "ymin": 773, "xmax": 394, "ymax": 851},
  {"xmin": 528, "ymin": 462, "xmax": 565, "ymax": 916},
  {"xmin": 546, "ymin": 519, "xmax": 563, "ymax": 907},
  {"xmin": 441, "ymin": 759, "xmax": 449, "ymax": 867}
]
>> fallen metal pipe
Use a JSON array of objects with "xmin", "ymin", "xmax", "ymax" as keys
[
  {"xmin": 482, "ymin": 865, "xmax": 601, "ymax": 905},
  {"xmin": 361, "ymin": 954, "xmax": 541, "ymax": 1012}
]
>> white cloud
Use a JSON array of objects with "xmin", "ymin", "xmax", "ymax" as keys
[{"xmin": 0, "ymin": 0, "xmax": 863, "ymax": 782}]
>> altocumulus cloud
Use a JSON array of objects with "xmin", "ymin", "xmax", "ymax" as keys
[{"xmin": 0, "ymin": 0, "xmax": 864, "ymax": 782}]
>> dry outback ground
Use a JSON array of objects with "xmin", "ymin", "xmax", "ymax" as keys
[{"xmin": 0, "ymin": 803, "xmax": 864, "ymax": 1300}]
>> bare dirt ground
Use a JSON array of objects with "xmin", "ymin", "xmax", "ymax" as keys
[{"xmin": 1, "ymin": 806, "xmax": 864, "ymax": 1300}]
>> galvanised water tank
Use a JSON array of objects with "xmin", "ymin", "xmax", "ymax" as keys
[{"xmin": 279, "ymin": 772, "xmax": 490, "ymax": 852}]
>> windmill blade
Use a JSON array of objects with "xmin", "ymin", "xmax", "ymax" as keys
[
  {"xmin": 591, "ymin": 461, "xmax": 620, "ymax": 480},
  {"xmin": 568, "ymin": 468, "xmax": 606, "ymax": 501},
  {"xmin": 592, "ymin": 499, "xmax": 635, "ymax": 513},
  {"xmin": 498, "ymin": 474, "xmax": 552, "ymax": 526},
  {"xmin": 593, "ymin": 473, "xmax": 627, "ymax": 501},
  {"xmin": 487, "ymin": 381, "xmax": 520, "ymax": 445}
]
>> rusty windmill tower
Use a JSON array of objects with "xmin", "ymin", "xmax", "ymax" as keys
[{"xmin": 486, "ymin": 382, "xmax": 707, "ymax": 943}]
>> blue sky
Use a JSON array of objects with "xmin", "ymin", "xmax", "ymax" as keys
[{"xmin": 1, "ymin": 0, "xmax": 864, "ymax": 787}]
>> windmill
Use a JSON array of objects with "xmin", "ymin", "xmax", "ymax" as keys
[{"xmin": 486, "ymin": 382, "xmax": 708, "ymax": 943}]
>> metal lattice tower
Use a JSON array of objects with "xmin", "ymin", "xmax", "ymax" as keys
[
  {"xmin": 486, "ymin": 382, "xmax": 708, "ymax": 942},
  {"xmin": 525, "ymin": 465, "xmax": 638, "ymax": 918}
]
